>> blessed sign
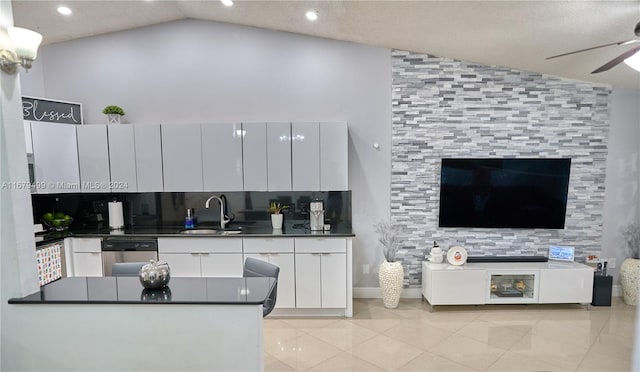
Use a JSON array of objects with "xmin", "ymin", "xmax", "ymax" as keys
[{"xmin": 22, "ymin": 96, "xmax": 83, "ymax": 124}]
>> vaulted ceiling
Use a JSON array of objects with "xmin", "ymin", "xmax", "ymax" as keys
[{"xmin": 11, "ymin": 0, "xmax": 640, "ymax": 88}]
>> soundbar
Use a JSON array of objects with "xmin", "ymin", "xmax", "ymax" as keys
[{"xmin": 466, "ymin": 256, "xmax": 548, "ymax": 263}]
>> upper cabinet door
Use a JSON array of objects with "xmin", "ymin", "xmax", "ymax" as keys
[
  {"xmin": 134, "ymin": 124, "xmax": 163, "ymax": 192},
  {"xmin": 108, "ymin": 125, "xmax": 137, "ymax": 192},
  {"xmin": 242, "ymin": 123, "xmax": 268, "ymax": 191},
  {"xmin": 161, "ymin": 124, "xmax": 203, "ymax": 192},
  {"xmin": 76, "ymin": 125, "xmax": 111, "ymax": 193},
  {"xmin": 291, "ymin": 122, "xmax": 320, "ymax": 191},
  {"xmin": 267, "ymin": 122, "xmax": 292, "ymax": 191},
  {"xmin": 320, "ymin": 122, "xmax": 348, "ymax": 191},
  {"xmin": 31, "ymin": 122, "xmax": 80, "ymax": 194},
  {"xmin": 202, "ymin": 123, "xmax": 243, "ymax": 192}
]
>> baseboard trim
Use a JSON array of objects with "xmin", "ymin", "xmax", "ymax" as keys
[
  {"xmin": 354, "ymin": 286, "xmax": 623, "ymax": 299},
  {"xmin": 353, "ymin": 287, "xmax": 422, "ymax": 299}
]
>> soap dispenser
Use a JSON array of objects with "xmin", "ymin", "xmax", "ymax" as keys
[{"xmin": 185, "ymin": 208, "xmax": 195, "ymax": 229}]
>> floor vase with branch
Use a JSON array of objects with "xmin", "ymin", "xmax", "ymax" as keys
[
  {"xmin": 620, "ymin": 224, "xmax": 640, "ymax": 305},
  {"xmin": 377, "ymin": 222, "xmax": 404, "ymax": 309}
]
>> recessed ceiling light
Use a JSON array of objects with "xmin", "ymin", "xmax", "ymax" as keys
[
  {"xmin": 221, "ymin": 0, "xmax": 234, "ymax": 6},
  {"xmin": 57, "ymin": 6, "xmax": 72, "ymax": 15},
  {"xmin": 305, "ymin": 10, "xmax": 318, "ymax": 21}
]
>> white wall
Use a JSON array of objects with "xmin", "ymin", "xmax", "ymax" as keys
[
  {"xmin": 21, "ymin": 19, "xmax": 392, "ymax": 287},
  {"xmin": 601, "ymin": 87, "xmax": 640, "ymax": 282}
]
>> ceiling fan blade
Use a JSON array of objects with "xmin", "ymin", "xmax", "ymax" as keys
[
  {"xmin": 592, "ymin": 46, "xmax": 640, "ymax": 73},
  {"xmin": 546, "ymin": 40, "xmax": 638, "ymax": 60}
]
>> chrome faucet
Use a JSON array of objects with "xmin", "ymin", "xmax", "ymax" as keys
[{"xmin": 204, "ymin": 195, "xmax": 230, "ymax": 229}]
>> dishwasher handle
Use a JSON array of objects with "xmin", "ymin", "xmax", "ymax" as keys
[{"xmin": 101, "ymin": 239, "xmax": 158, "ymax": 252}]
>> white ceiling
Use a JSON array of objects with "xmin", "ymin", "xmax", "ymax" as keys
[{"xmin": 11, "ymin": 0, "xmax": 640, "ymax": 88}]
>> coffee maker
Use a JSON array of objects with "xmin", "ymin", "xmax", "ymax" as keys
[{"xmin": 309, "ymin": 200, "xmax": 325, "ymax": 231}]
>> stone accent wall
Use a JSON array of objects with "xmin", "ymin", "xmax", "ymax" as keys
[{"xmin": 391, "ymin": 50, "xmax": 611, "ymax": 287}]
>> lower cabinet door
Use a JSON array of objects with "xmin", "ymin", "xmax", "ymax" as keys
[
  {"xmin": 200, "ymin": 253, "xmax": 244, "ymax": 277},
  {"xmin": 321, "ymin": 253, "xmax": 346, "ymax": 308},
  {"xmin": 295, "ymin": 253, "xmax": 322, "ymax": 308},
  {"xmin": 72, "ymin": 252, "xmax": 103, "ymax": 277},
  {"xmin": 267, "ymin": 253, "xmax": 295, "ymax": 308},
  {"xmin": 159, "ymin": 253, "xmax": 201, "ymax": 277}
]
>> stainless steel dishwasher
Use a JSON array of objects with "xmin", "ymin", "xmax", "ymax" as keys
[{"xmin": 101, "ymin": 238, "xmax": 158, "ymax": 276}]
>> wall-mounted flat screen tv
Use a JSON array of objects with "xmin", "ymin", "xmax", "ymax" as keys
[{"xmin": 438, "ymin": 158, "xmax": 571, "ymax": 229}]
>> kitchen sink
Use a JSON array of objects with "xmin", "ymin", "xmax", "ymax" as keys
[{"xmin": 180, "ymin": 229, "xmax": 242, "ymax": 235}]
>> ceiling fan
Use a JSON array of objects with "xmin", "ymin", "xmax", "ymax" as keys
[{"xmin": 546, "ymin": 21, "xmax": 640, "ymax": 74}]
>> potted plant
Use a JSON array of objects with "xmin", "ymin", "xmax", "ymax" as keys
[
  {"xmin": 620, "ymin": 224, "xmax": 640, "ymax": 305},
  {"xmin": 375, "ymin": 221, "xmax": 403, "ymax": 308},
  {"xmin": 268, "ymin": 202, "xmax": 288, "ymax": 229},
  {"xmin": 102, "ymin": 105, "xmax": 125, "ymax": 124}
]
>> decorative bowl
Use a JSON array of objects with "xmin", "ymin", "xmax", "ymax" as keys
[
  {"xmin": 139, "ymin": 260, "xmax": 171, "ymax": 289},
  {"xmin": 42, "ymin": 217, "xmax": 73, "ymax": 231}
]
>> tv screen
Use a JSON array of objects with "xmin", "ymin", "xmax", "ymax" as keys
[{"xmin": 438, "ymin": 158, "xmax": 571, "ymax": 229}]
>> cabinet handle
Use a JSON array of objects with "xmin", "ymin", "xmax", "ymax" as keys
[
  {"xmin": 201, "ymin": 253, "xmax": 210, "ymax": 256},
  {"xmin": 311, "ymin": 253, "xmax": 321, "ymax": 256}
]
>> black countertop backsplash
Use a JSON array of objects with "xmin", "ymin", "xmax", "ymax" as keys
[{"xmin": 33, "ymin": 191, "xmax": 352, "ymax": 244}]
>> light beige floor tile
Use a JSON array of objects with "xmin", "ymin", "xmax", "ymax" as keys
[
  {"xmin": 509, "ymin": 331, "xmax": 588, "ymax": 370},
  {"xmin": 306, "ymin": 320, "xmax": 377, "ymax": 351},
  {"xmin": 265, "ymin": 333, "xmax": 342, "ymax": 371},
  {"xmin": 264, "ymin": 325, "xmax": 308, "ymax": 350},
  {"xmin": 396, "ymin": 351, "xmax": 479, "ymax": 371},
  {"xmin": 382, "ymin": 319, "xmax": 454, "ymax": 351},
  {"xmin": 348, "ymin": 317, "xmax": 401, "ymax": 333},
  {"xmin": 306, "ymin": 351, "xmax": 385, "ymax": 372},
  {"xmin": 600, "ymin": 312, "xmax": 638, "ymax": 339},
  {"xmin": 279, "ymin": 318, "xmax": 341, "ymax": 329},
  {"xmin": 455, "ymin": 320, "xmax": 528, "ymax": 350},
  {"xmin": 350, "ymin": 334, "xmax": 423, "ymax": 371},
  {"xmin": 419, "ymin": 311, "xmax": 478, "ymax": 332},
  {"xmin": 430, "ymin": 333, "xmax": 507, "ymax": 371},
  {"xmin": 529, "ymin": 319, "xmax": 599, "ymax": 349},
  {"xmin": 576, "ymin": 348, "xmax": 633, "ymax": 371},
  {"xmin": 264, "ymin": 352, "xmax": 296, "ymax": 372},
  {"xmin": 588, "ymin": 332, "xmax": 635, "ymax": 359},
  {"xmin": 485, "ymin": 350, "xmax": 571, "ymax": 372}
]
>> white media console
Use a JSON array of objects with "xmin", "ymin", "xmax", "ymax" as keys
[{"xmin": 422, "ymin": 261, "xmax": 594, "ymax": 310}]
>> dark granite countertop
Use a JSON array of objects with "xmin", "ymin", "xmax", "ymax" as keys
[
  {"xmin": 9, "ymin": 276, "xmax": 276, "ymax": 305},
  {"xmin": 36, "ymin": 221, "xmax": 354, "ymax": 246}
]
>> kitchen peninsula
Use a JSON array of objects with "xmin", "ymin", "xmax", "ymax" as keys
[{"xmin": 6, "ymin": 276, "xmax": 275, "ymax": 371}]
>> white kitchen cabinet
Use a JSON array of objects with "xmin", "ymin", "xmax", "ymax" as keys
[
  {"xmin": 158, "ymin": 237, "xmax": 243, "ymax": 277},
  {"xmin": 320, "ymin": 122, "xmax": 348, "ymax": 191},
  {"xmin": 161, "ymin": 124, "xmax": 203, "ymax": 192},
  {"xmin": 201, "ymin": 253, "xmax": 244, "ymax": 277},
  {"xmin": 266, "ymin": 122, "xmax": 292, "ymax": 191},
  {"xmin": 31, "ymin": 121, "xmax": 80, "ymax": 194},
  {"xmin": 108, "ymin": 125, "xmax": 137, "ymax": 192},
  {"xmin": 242, "ymin": 122, "xmax": 268, "ymax": 191},
  {"xmin": 76, "ymin": 125, "xmax": 111, "ymax": 193},
  {"xmin": 244, "ymin": 238, "xmax": 295, "ymax": 308},
  {"xmin": 294, "ymin": 238, "xmax": 347, "ymax": 309},
  {"xmin": 158, "ymin": 253, "xmax": 201, "ymax": 277},
  {"xmin": 134, "ymin": 124, "xmax": 164, "ymax": 192},
  {"xmin": 291, "ymin": 122, "xmax": 320, "ymax": 190},
  {"xmin": 69, "ymin": 238, "xmax": 103, "ymax": 277},
  {"xmin": 201, "ymin": 123, "xmax": 244, "ymax": 191}
]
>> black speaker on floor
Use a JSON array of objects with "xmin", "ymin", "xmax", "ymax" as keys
[{"xmin": 592, "ymin": 275, "xmax": 613, "ymax": 307}]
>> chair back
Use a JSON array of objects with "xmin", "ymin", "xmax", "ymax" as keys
[
  {"xmin": 111, "ymin": 262, "xmax": 146, "ymax": 277},
  {"xmin": 243, "ymin": 257, "xmax": 279, "ymax": 317}
]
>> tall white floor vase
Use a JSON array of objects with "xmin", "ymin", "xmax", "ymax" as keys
[
  {"xmin": 620, "ymin": 258, "xmax": 640, "ymax": 305},
  {"xmin": 379, "ymin": 261, "xmax": 404, "ymax": 309}
]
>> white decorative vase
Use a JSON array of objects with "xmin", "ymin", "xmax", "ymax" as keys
[
  {"xmin": 620, "ymin": 258, "xmax": 640, "ymax": 305},
  {"xmin": 378, "ymin": 260, "xmax": 404, "ymax": 309},
  {"xmin": 271, "ymin": 214, "xmax": 283, "ymax": 229},
  {"xmin": 107, "ymin": 114, "xmax": 122, "ymax": 125}
]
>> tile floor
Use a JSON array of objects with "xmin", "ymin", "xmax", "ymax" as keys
[{"xmin": 264, "ymin": 297, "xmax": 637, "ymax": 371}]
